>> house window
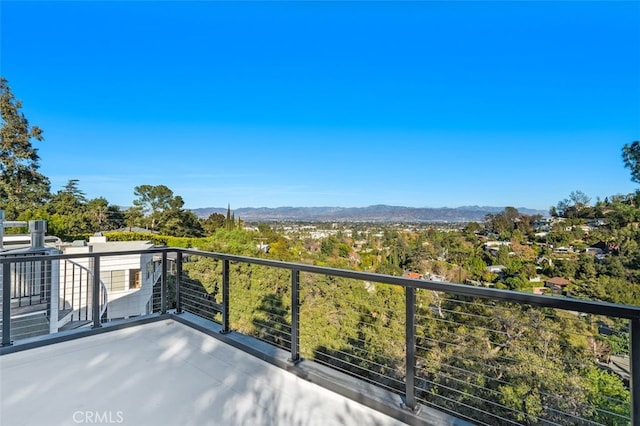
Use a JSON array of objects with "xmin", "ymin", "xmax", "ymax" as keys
[
  {"xmin": 130, "ymin": 269, "xmax": 141, "ymax": 289},
  {"xmin": 100, "ymin": 270, "xmax": 126, "ymax": 292}
]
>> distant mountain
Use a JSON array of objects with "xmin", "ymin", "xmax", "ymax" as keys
[{"xmin": 190, "ymin": 205, "xmax": 548, "ymax": 223}]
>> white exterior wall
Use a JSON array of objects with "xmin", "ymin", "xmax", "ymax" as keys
[
  {"xmin": 104, "ymin": 252, "xmax": 155, "ymax": 320},
  {"xmin": 61, "ymin": 243, "xmax": 157, "ymax": 322}
]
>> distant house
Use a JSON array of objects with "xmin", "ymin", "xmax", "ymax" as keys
[
  {"xmin": 424, "ymin": 272, "xmax": 446, "ymax": 281},
  {"xmin": 486, "ymin": 265, "xmax": 506, "ymax": 274},
  {"xmin": 545, "ymin": 277, "xmax": 570, "ymax": 293},
  {"xmin": 536, "ymin": 256, "xmax": 553, "ymax": 267},
  {"xmin": 533, "ymin": 217, "xmax": 552, "ymax": 232},
  {"xmin": 585, "ymin": 247, "xmax": 604, "ymax": 257},
  {"xmin": 403, "ymin": 272, "xmax": 423, "ymax": 280},
  {"xmin": 553, "ymin": 246, "xmax": 572, "ymax": 254},
  {"xmin": 588, "ymin": 219, "xmax": 607, "ymax": 227},
  {"xmin": 577, "ymin": 225, "xmax": 593, "ymax": 233},
  {"xmin": 484, "ymin": 241, "xmax": 511, "ymax": 249}
]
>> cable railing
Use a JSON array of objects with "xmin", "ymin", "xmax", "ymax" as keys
[
  {"xmin": 5, "ymin": 250, "xmax": 52, "ymax": 312},
  {"xmin": 1, "ymin": 253, "xmax": 109, "ymax": 340},
  {"xmin": 1, "ymin": 247, "xmax": 639, "ymax": 425}
]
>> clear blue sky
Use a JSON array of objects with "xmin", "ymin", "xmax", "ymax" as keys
[{"xmin": 2, "ymin": 1, "xmax": 639, "ymax": 211}]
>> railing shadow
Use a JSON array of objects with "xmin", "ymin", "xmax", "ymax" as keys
[{"xmin": 0, "ymin": 317, "xmax": 402, "ymax": 426}]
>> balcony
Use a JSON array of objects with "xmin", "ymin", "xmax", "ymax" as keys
[
  {"xmin": 1, "ymin": 248, "xmax": 639, "ymax": 425},
  {"xmin": 1, "ymin": 317, "xmax": 407, "ymax": 426}
]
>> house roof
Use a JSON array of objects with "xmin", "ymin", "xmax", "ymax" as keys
[
  {"xmin": 89, "ymin": 240, "xmax": 154, "ymax": 252},
  {"xmin": 545, "ymin": 277, "xmax": 570, "ymax": 286},
  {"xmin": 402, "ymin": 272, "xmax": 422, "ymax": 280},
  {"xmin": 487, "ymin": 264, "xmax": 506, "ymax": 269}
]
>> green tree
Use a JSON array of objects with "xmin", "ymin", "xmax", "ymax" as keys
[
  {"xmin": 62, "ymin": 179, "xmax": 86, "ymax": 203},
  {"xmin": 0, "ymin": 77, "xmax": 50, "ymax": 218},
  {"xmin": 556, "ymin": 190, "xmax": 591, "ymax": 218},
  {"xmin": 485, "ymin": 207, "xmax": 520, "ymax": 237},
  {"xmin": 162, "ymin": 209, "xmax": 204, "ymax": 237},
  {"xmin": 133, "ymin": 184, "xmax": 177, "ymax": 231},
  {"xmin": 46, "ymin": 180, "xmax": 90, "ymax": 236},
  {"xmin": 622, "ymin": 141, "xmax": 640, "ymax": 183},
  {"xmin": 86, "ymin": 197, "xmax": 123, "ymax": 231},
  {"xmin": 202, "ymin": 212, "xmax": 226, "ymax": 234},
  {"xmin": 123, "ymin": 206, "xmax": 144, "ymax": 231},
  {"xmin": 225, "ymin": 204, "xmax": 234, "ymax": 230},
  {"xmin": 463, "ymin": 221, "xmax": 481, "ymax": 235},
  {"xmin": 584, "ymin": 365, "xmax": 630, "ymax": 424},
  {"xmin": 576, "ymin": 255, "xmax": 597, "ymax": 280}
]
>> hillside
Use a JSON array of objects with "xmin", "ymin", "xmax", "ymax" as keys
[{"xmin": 190, "ymin": 205, "xmax": 548, "ymax": 223}]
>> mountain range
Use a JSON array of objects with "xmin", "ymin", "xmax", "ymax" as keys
[{"xmin": 190, "ymin": 205, "xmax": 548, "ymax": 223}]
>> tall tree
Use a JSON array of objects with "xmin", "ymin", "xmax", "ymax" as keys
[
  {"xmin": 62, "ymin": 178, "xmax": 87, "ymax": 203},
  {"xmin": 46, "ymin": 180, "xmax": 91, "ymax": 236},
  {"xmin": 132, "ymin": 184, "xmax": 203, "ymax": 236},
  {"xmin": 225, "ymin": 203, "xmax": 233, "ymax": 230},
  {"xmin": 86, "ymin": 197, "xmax": 123, "ymax": 231},
  {"xmin": 202, "ymin": 212, "xmax": 226, "ymax": 234},
  {"xmin": 622, "ymin": 141, "xmax": 640, "ymax": 183},
  {"xmin": 123, "ymin": 206, "xmax": 144, "ymax": 231},
  {"xmin": 133, "ymin": 184, "xmax": 177, "ymax": 231},
  {"xmin": 0, "ymin": 77, "xmax": 50, "ymax": 218}
]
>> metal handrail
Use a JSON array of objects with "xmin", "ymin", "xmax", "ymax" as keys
[
  {"xmin": 63, "ymin": 259, "xmax": 109, "ymax": 320},
  {"xmin": 13, "ymin": 247, "xmax": 633, "ymax": 318}
]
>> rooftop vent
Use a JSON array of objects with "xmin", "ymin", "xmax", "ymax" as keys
[{"xmin": 29, "ymin": 220, "xmax": 47, "ymax": 249}]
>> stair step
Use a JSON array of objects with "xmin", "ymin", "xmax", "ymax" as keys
[
  {"xmin": 59, "ymin": 320, "xmax": 91, "ymax": 331},
  {"xmin": 10, "ymin": 303, "xmax": 48, "ymax": 317},
  {"xmin": 58, "ymin": 308, "xmax": 73, "ymax": 319},
  {"xmin": 0, "ymin": 312, "xmax": 50, "ymax": 341}
]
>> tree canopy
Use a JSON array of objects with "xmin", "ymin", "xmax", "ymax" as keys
[
  {"xmin": 622, "ymin": 141, "xmax": 640, "ymax": 184},
  {"xmin": 133, "ymin": 184, "xmax": 204, "ymax": 236},
  {"xmin": 0, "ymin": 77, "xmax": 50, "ymax": 218}
]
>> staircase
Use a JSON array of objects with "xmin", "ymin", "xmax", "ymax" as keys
[
  {"xmin": 0, "ymin": 310, "xmax": 95, "ymax": 343},
  {"xmin": 0, "ymin": 312, "xmax": 49, "ymax": 341},
  {"xmin": 1, "ymin": 254, "xmax": 109, "ymax": 344}
]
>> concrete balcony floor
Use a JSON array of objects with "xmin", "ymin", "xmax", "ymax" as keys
[{"xmin": 1, "ymin": 320, "xmax": 407, "ymax": 426}]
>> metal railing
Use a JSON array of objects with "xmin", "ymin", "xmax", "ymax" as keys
[
  {"xmin": 5, "ymin": 250, "xmax": 52, "ymax": 311},
  {"xmin": 1, "ymin": 247, "xmax": 639, "ymax": 425},
  {"xmin": 1, "ymin": 252, "xmax": 108, "ymax": 340},
  {"xmin": 61, "ymin": 258, "xmax": 109, "ymax": 323}
]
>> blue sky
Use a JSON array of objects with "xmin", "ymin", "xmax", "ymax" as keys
[{"xmin": 2, "ymin": 1, "xmax": 639, "ymax": 211}]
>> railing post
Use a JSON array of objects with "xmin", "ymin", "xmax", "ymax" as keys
[
  {"xmin": 161, "ymin": 251, "xmax": 167, "ymax": 314},
  {"xmin": 92, "ymin": 255, "xmax": 101, "ymax": 328},
  {"xmin": 220, "ymin": 259, "xmax": 230, "ymax": 334},
  {"xmin": 289, "ymin": 269, "xmax": 300, "ymax": 363},
  {"xmin": 49, "ymin": 259, "xmax": 59, "ymax": 334},
  {"xmin": 175, "ymin": 251, "xmax": 182, "ymax": 314},
  {"xmin": 631, "ymin": 318, "xmax": 640, "ymax": 425},
  {"xmin": 2, "ymin": 261, "xmax": 12, "ymax": 346},
  {"xmin": 404, "ymin": 285, "xmax": 417, "ymax": 411}
]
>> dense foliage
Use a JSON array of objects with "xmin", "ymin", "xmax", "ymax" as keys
[{"xmin": 0, "ymin": 78, "xmax": 50, "ymax": 217}]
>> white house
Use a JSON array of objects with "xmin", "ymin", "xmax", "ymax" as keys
[
  {"xmin": 1, "ymin": 215, "xmax": 163, "ymax": 341},
  {"xmin": 62, "ymin": 235, "xmax": 161, "ymax": 321}
]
